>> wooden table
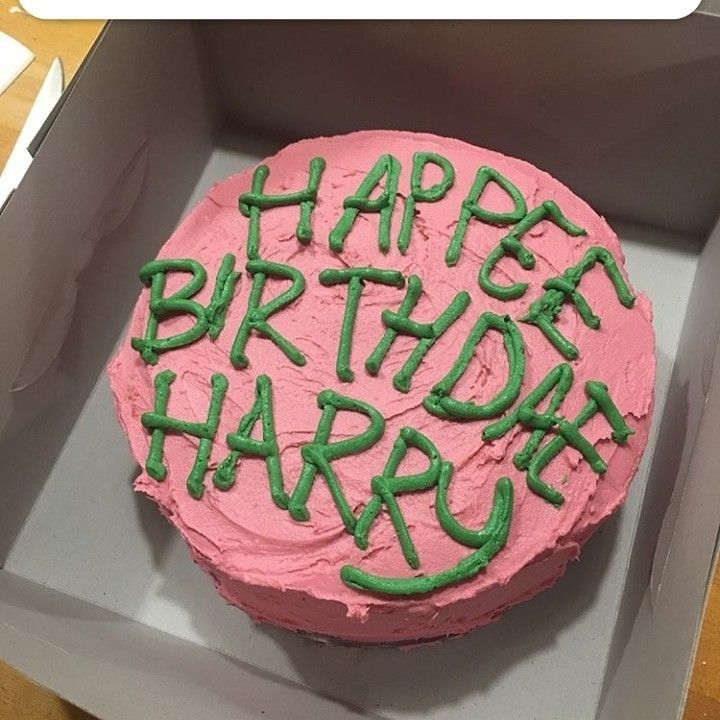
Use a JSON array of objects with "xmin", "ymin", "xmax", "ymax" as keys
[{"xmin": 0, "ymin": 8, "xmax": 719, "ymax": 720}]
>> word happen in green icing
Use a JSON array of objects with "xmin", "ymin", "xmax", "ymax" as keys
[
  {"xmin": 141, "ymin": 369, "xmax": 228, "ymax": 499},
  {"xmin": 483, "ymin": 363, "xmax": 633, "ymax": 505},
  {"xmin": 287, "ymin": 389, "xmax": 386, "ymax": 533},
  {"xmin": 318, "ymin": 267, "xmax": 405, "ymax": 383},
  {"xmin": 214, "ymin": 374, "xmax": 289, "ymax": 510},
  {"xmin": 131, "ymin": 256, "xmax": 240, "ymax": 365},
  {"xmin": 397, "ymin": 152, "xmax": 455, "ymax": 255},
  {"xmin": 478, "ymin": 201, "xmax": 586, "ymax": 301},
  {"xmin": 354, "ymin": 427, "xmax": 442, "ymax": 569},
  {"xmin": 230, "ymin": 259, "xmax": 306, "ymax": 370},
  {"xmin": 342, "ymin": 467, "xmax": 513, "ymax": 596},
  {"xmin": 522, "ymin": 246, "xmax": 636, "ymax": 360},
  {"xmin": 132, "ymin": 147, "xmax": 642, "ymax": 598},
  {"xmin": 424, "ymin": 312, "xmax": 525, "ymax": 421},
  {"xmin": 239, "ymin": 157, "xmax": 325, "ymax": 258},
  {"xmin": 365, "ymin": 274, "xmax": 471, "ymax": 393},
  {"xmin": 329, "ymin": 154, "xmax": 400, "ymax": 255}
]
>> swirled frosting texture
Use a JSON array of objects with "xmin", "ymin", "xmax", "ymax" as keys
[{"xmin": 108, "ymin": 131, "xmax": 654, "ymax": 645}]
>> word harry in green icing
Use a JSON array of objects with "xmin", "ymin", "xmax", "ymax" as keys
[
  {"xmin": 139, "ymin": 355, "xmax": 632, "ymax": 595},
  {"xmin": 140, "ymin": 370, "xmax": 515, "ymax": 596}
]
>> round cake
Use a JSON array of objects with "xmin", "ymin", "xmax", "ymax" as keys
[{"xmin": 109, "ymin": 130, "xmax": 655, "ymax": 645}]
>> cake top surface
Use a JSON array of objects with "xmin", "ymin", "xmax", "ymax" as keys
[{"xmin": 109, "ymin": 130, "xmax": 654, "ymax": 616}]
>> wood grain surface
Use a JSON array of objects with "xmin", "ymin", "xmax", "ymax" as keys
[
  {"xmin": 0, "ymin": 8, "xmax": 718, "ymax": 720},
  {"xmin": 0, "ymin": 0, "xmax": 103, "ymax": 165}
]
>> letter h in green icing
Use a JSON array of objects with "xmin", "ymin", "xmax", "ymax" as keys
[
  {"xmin": 142, "ymin": 369, "xmax": 228, "ymax": 499},
  {"xmin": 522, "ymin": 246, "xmax": 636, "ymax": 360},
  {"xmin": 328, "ymin": 154, "xmax": 400, "ymax": 255},
  {"xmin": 288, "ymin": 390, "xmax": 385, "ymax": 534},
  {"xmin": 239, "ymin": 157, "xmax": 326, "ymax": 259},
  {"xmin": 365, "ymin": 274, "xmax": 471, "ymax": 393},
  {"xmin": 319, "ymin": 267, "xmax": 405, "ymax": 383},
  {"xmin": 131, "ymin": 255, "xmax": 240, "ymax": 365}
]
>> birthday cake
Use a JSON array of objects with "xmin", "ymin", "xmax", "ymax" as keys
[{"xmin": 108, "ymin": 130, "xmax": 655, "ymax": 645}]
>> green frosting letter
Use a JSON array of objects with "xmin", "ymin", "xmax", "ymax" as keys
[
  {"xmin": 319, "ymin": 267, "xmax": 405, "ymax": 383},
  {"xmin": 230, "ymin": 259, "xmax": 306, "ymax": 370},
  {"xmin": 522, "ymin": 246, "xmax": 635, "ymax": 360},
  {"xmin": 328, "ymin": 154, "xmax": 401, "ymax": 255},
  {"xmin": 141, "ymin": 369, "xmax": 228, "ymax": 499},
  {"xmin": 445, "ymin": 166, "xmax": 527, "ymax": 267},
  {"xmin": 365, "ymin": 274, "xmax": 471, "ymax": 393},
  {"xmin": 287, "ymin": 389, "xmax": 385, "ymax": 533},
  {"xmin": 479, "ymin": 201, "xmax": 586, "ymax": 301},
  {"xmin": 485, "ymin": 368, "xmax": 633, "ymax": 506},
  {"xmin": 354, "ymin": 427, "xmax": 442, "ymax": 569},
  {"xmin": 397, "ymin": 152, "xmax": 455, "ymax": 254},
  {"xmin": 131, "ymin": 256, "xmax": 241, "ymax": 365},
  {"xmin": 214, "ymin": 374, "xmax": 289, "ymax": 510},
  {"xmin": 239, "ymin": 157, "xmax": 326, "ymax": 259},
  {"xmin": 424, "ymin": 312, "xmax": 525, "ymax": 421},
  {"xmin": 341, "ymin": 466, "xmax": 513, "ymax": 596}
]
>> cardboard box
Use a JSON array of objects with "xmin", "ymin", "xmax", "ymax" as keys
[{"xmin": 1, "ymin": 18, "xmax": 719, "ymax": 720}]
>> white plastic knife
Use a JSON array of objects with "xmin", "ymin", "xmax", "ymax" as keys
[
  {"xmin": 0, "ymin": 56, "xmax": 64, "ymax": 208},
  {"xmin": 0, "ymin": 30, "xmax": 33, "ymax": 95}
]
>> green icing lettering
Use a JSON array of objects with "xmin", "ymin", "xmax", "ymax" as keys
[
  {"xmin": 206, "ymin": 254, "xmax": 242, "ymax": 340},
  {"xmin": 319, "ymin": 267, "xmax": 405, "ymax": 383},
  {"xmin": 479, "ymin": 201, "xmax": 586, "ymax": 301},
  {"xmin": 445, "ymin": 166, "xmax": 527, "ymax": 267},
  {"xmin": 239, "ymin": 157, "xmax": 326, "ymax": 258},
  {"xmin": 214, "ymin": 374, "xmax": 289, "ymax": 510},
  {"xmin": 288, "ymin": 390, "xmax": 385, "ymax": 533},
  {"xmin": 424, "ymin": 312, "xmax": 525, "ymax": 421},
  {"xmin": 141, "ymin": 369, "xmax": 228, "ymax": 499},
  {"xmin": 436, "ymin": 462, "xmax": 513, "ymax": 548},
  {"xmin": 132, "ymin": 256, "xmax": 240, "ymax": 365},
  {"xmin": 354, "ymin": 427, "xmax": 442, "ymax": 570},
  {"xmin": 365, "ymin": 274, "xmax": 471, "ymax": 393},
  {"xmin": 397, "ymin": 152, "xmax": 455, "ymax": 254},
  {"xmin": 328, "ymin": 154, "xmax": 400, "ymax": 255},
  {"xmin": 230, "ymin": 259, "xmax": 306, "ymax": 370},
  {"xmin": 341, "ymin": 469, "xmax": 513, "ymax": 596},
  {"xmin": 522, "ymin": 246, "xmax": 636, "ymax": 360},
  {"xmin": 483, "ymin": 363, "xmax": 574, "ymax": 471},
  {"xmin": 482, "ymin": 362, "xmax": 633, "ymax": 505},
  {"xmin": 525, "ymin": 380, "xmax": 633, "ymax": 506}
]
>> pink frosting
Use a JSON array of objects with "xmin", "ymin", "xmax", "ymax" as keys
[{"xmin": 108, "ymin": 131, "xmax": 655, "ymax": 645}]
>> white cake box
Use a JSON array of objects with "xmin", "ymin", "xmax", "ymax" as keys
[{"xmin": 1, "ymin": 16, "xmax": 719, "ymax": 720}]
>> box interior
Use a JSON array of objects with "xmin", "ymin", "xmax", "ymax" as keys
[{"xmin": 1, "ymin": 19, "xmax": 719, "ymax": 720}]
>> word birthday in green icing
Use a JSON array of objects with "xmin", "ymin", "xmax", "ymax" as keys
[{"xmin": 131, "ymin": 150, "xmax": 637, "ymax": 597}]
